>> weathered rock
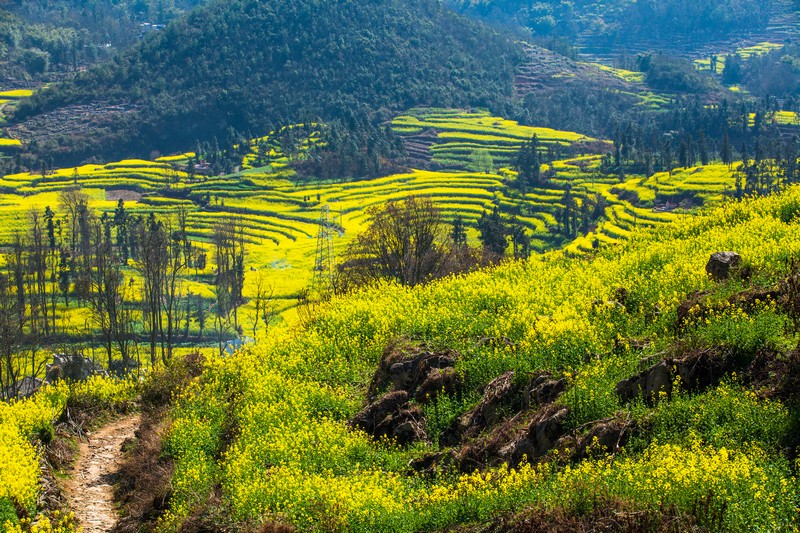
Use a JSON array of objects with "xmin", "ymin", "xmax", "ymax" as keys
[
  {"xmin": 457, "ymin": 404, "xmax": 570, "ymax": 472},
  {"xmin": 441, "ymin": 371, "xmax": 567, "ymax": 448},
  {"xmin": 617, "ymin": 347, "xmax": 740, "ymax": 405},
  {"xmin": 388, "ymin": 352, "xmax": 456, "ymax": 393},
  {"xmin": 615, "ymin": 359, "xmax": 672, "ymax": 405},
  {"xmin": 675, "ymin": 290, "xmax": 709, "ymax": 329},
  {"xmin": 499, "ymin": 406, "xmax": 570, "ymax": 466},
  {"xmin": 674, "ymin": 349, "xmax": 730, "ymax": 392},
  {"xmin": 3, "ymin": 376, "xmax": 43, "ymax": 399},
  {"xmin": 523, "ymin": 375, "xmax": 566, "ymax": 409},
  {"xmin": 414, "ymin": 367, "xmax": 462, "ymax": 404},
  {"xmin": 388, "ymin": 407, "xmax": 428, "ymax": 445},
  {"xmin": 408, "ymin": 451, "xmax": 455, "ymax": 477},
  {"xmin": 367, "ymin": 339, "xmax": 458, "ymax": 401},
  {"xmin": 109, "ymin": 358, "xmax": 141, "ymax": 377},
  {"xmin": 573, "ymin": 418, "xmax": 632, "ymax": 459},
  {"xmin": 706, "ymin": 251, "xmax": 741, "ymax": 281},
  {"xmin": 441, "ymin": 371, "xmax": 519, "ymax": 446},
  {"xmin": 350, "ymin": 390, "xmax": 409, "ymax": 435},
  {"xmin": 46, "ymin": 353, "xmax": 107, "ymax": 383},
  {"xmin": 350, "ymin": 391, "xmax": 428, "ymax": 445},
  {"xmin": 727, "ymin": 288, "xmax": 782, "ymax": 313}
]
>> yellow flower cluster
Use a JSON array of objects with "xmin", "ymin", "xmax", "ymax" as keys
[
  {"xmin": 0, "ymin": 423, "xmax": 39, "ymax": 511},
  {"xmin": 2, "ymin": 510, "xmax": 78, "ymax": 533},
  {"xmin": 558, "ymin": 440, "xmax": 797, "ymax": 531},
  {"xmin": 161, "ymin": 187, "xmax": 800, "ymax": 531},
  {"xmin": 0, "ymin": 376, "xmax": 136, "ymax": 525}
]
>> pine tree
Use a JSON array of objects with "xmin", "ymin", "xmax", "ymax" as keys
[
  {"xmin": 477, "ymin": 207, "xmax": 508, "ymax": 256},
  {"xmin": 450, "ymin": 216, "xmax": 467, "ymax": 249},
  {"xmin": 721, "ymin": 133, "xmax": 733, "ymax": 167}
]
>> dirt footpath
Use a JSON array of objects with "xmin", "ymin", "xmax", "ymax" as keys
[{"xmin": 65, "ymin": 415, "xmax": 141, "ymax": 533}]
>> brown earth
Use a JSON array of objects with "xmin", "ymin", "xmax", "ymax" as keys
[{"xmin": 65, "ymin": 414, "xmax": 141, "ymax": 533}]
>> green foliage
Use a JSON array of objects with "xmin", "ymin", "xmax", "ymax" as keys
[
  {"xmin": 15, "ymin": 0, "xmax": 524, "ymax": 165},
  {"xmin": 160, "ymin": 186, "xmax": 800, "ymax": 531},
  {"xmin": 642, "ymin": 55, "xmax": 719, "ymax": 94},
  {"xmin": 0, "ymin": 497, "xmax": 18, "ymax": 528},
  {"xmin": 638, "ymin": 381, "xmax": 791, "ymax": 452},
  {"xmin": 423, "ymin": 391, "xmax": 477, "ymax": 443},
  {"xmin": 449, "ymin": 0, "xmax": 772, "ymax": 40}
]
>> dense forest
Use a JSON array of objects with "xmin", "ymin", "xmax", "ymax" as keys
[
  {"xmin": 448, "ymin": 0, "xmax": 773, "ymax": 41},
  {"xmin": 0, "ymin": 0, "xmax": 206, "ymax": 81},
  {"xmin": 10, "ymin": 0, "xmax": 524, "ymax": 165}
]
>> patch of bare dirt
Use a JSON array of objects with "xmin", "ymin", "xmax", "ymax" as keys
[{"xmin": 106, "ymin": 190, "xmax": 143, "ymax": 202}]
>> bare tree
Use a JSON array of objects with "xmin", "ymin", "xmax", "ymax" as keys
[
  {"xmin": 58, "ymin": 188, "xmax": 89, "ymax": 253},
  {"xmin": 251, "ymin": 270, "xmax": 277, "ymax": 337},
  {"xmin": 0, "ymin": 265, "xmax": 27, "ymax": 399},
  {"xmin": 136, "ymin": 214, "xmax": 168, "ymax": 366},
  {"xmin": 212, "ymin": 221, "xmax": 246, "ymax": 331},
  {"xmin": 88, "ymin": 220, "xmax": 135, "ymax": 369},
  {"xmin": 159, "ymin": 225, "xmax": 186, "ymax": 362},
  {"xmin": 338, "ymin": 196, "xmax": 450, "ymax": 288},
  {"xmin": 29, "ymin": 211, "xmax": 50, "ymax": 337}
]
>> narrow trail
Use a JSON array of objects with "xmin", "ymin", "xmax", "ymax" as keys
[{"xmin": 65, "ymin": 414, "xmax": 141, "ymax": 533}]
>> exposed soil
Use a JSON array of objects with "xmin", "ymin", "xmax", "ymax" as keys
[
  {"xmin": 65, "ymin": 414, "xmax": 141, "ymax": 533},
  {"xmin": 114, "ymin": 408, "xmax": 174, "ymax": 533}
]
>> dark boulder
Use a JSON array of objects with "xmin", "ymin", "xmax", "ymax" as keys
[
  {"xmin": 408, "ymin": 450, "xmax": 455, "ymax": 477},
  {"xmin": 3, "ymin": 376, "xmax": 43, "ymax": 399},
  {"xmin": 616, "ymin": 347, "xmax": 740, "ymax": 405},
  {"xmin": 388, "ymin": 351, "xmax": 456, "ymax": 394},
  {"xmin": 674, "ymin": 348, "xmax": 730, "ymax": 392},
  {"xmin": 350, "ymin": 390, "xmax": 427, "ymax": 445},
  {"xmin": 367, "ymin": 339, "xmax": 458, "ymax": 401},
  {"xmin": 706, "ymin": 251, "xmax": 741, "ymax": 281},
  {"xmin": 727, "ymin": 288, "xmax": 782, "ymax": 313},
  {"xmin": 441, "ymin": 371, "xmax": 518, "ymax": 446},
  {"xmin": 350, "ymin": 390, "xmax": 409, "ymax": 435},
  {"xmin": 109, "ymin": 358, "xmax": 141, "ymax": 377},
  {"xmin": 46, "ymin": 353, "xmax": 107, "ymax": 383},
  {"xmin": 441, "ymin": 371, "xmax": 566, "ymax": 447},
  {"xmin": 414, "ymin": 367, "xmax": 462, "ymax": 404},
  {"xmin": 456, "ymin": 404, "xmax": 570, "ymax": 472},
  {"xmin": 615, "ymin": 359, "xmax": 672, "ymax": 405},
  {"xmin": 573, "ymin": 418, "xmax": 633, "ymax": 459},
  {"xmin": 383, "ymin": 406, "xmax": 428, "ymax": 445},
  {"xmin": 675, "ymin": 290, "xmax": 709, "ymax": 329},
  {"xmin": 523, "ymin": 375, "xmax": 566, "ymax": 409},
  {"xmin": 499, "ymin": 405, "xmax": 570, "ymax": 466}
]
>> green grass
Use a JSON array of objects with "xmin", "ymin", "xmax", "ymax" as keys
[{"xmin": 157, "ymin": 186, "xmax": 800, "ymax": 531}]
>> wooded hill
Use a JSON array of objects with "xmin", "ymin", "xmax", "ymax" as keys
[
  {"xmin": 0, "ymin": 0, "xmax": 206, "ymax": 81},
  {"xmin": 448, "ymin": 0, "xmax": 773, "ymax": 41},
  {"xmin": 11, "ymin": 0, "xmax": 525, "ymax": 165}
]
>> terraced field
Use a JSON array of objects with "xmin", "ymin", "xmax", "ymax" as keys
[
  {"xmin": 0, "ymin": 108, "xmax": 741, "ymax": 328},
  {"xmin": 695, "ymin": 41, "xmax": 785, "ymax": 73},
  {"xmin": 0, "ymin": 89, "xmax": 32, "ymax": 152}
]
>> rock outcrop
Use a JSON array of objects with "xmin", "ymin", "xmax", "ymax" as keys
[
  {"xmin": 706, "ymin": 251, "xmax": 741, "ymax": 281},
  {"xmin": 616, "ymin": 347, "xmax": 739, "ymax": 405},
  {"xmin": 456, "ymin": 404, "xmax": 571, "ymax": 473},
  {"xmin": 441, "ymin": 371, "xmax": 566, "ymax": 447},
  {"xmin": 352, "ymin": 340, "xmax": 463, "ymax": 446}
]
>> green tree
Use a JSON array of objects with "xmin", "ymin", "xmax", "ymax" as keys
[{"xmin": 477, "ymin": 206, "xmax": 508, "ymax": 256}]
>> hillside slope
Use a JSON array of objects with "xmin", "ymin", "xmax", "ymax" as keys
[
  {"xmin": 154, "ymin": 186, "xmax": 800, "ymax": 531},
  {"xmin": 10, "ymin": 0, "xmax": 524, "ymax": 164}
]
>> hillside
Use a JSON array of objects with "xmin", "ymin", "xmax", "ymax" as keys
[
  {"xmin": 9, "ymin": 0, "xmax": 524, "ymax": 165},
  {"xmin": 449, "ymin": 0, "xmax": 775, "ymax": 45},
  {"xmin": 69, "ymin": 185, "xmax": 800, "ymax": 530},
  {"xmin": 0, "ymin": 0, "xmax": 207, "ymax": 82},
  {"xmin": 0, "ymin": 107, "xmax": 751, "ymax": 334}
]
